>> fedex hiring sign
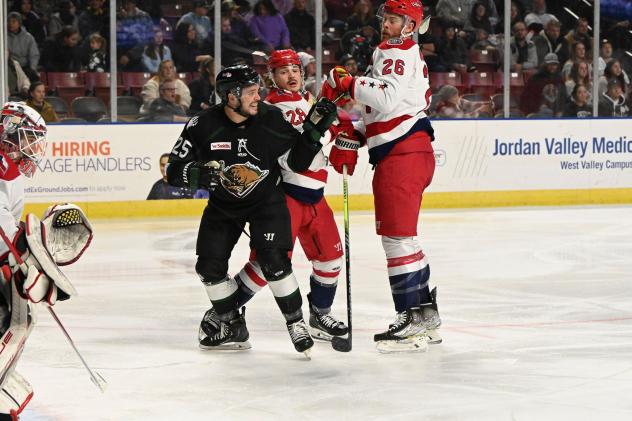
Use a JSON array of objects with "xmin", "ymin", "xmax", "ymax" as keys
[{"xmin": 24, "ymin": 123, "xmax": 184, "ymax": 202}]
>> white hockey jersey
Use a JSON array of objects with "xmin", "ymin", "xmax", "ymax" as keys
[
  {"xmin": 0, "ymin": 151, "xmax": 24, "ymax": 258},
  {"xmin": 350, "ymin": 37, "xmax": 435, "ymax": 164},
  {"xmin": 267, "ymin": 89, "xmax": 333, "ymax": 204}
]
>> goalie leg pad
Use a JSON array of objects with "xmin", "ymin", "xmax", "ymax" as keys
[{"xmin": 0, "ymin": 371, "xmax": 33, "ymax": 420}]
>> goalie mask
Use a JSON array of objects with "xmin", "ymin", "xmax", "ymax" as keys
[{"xmin": 0, "ymin": 102, "xmax": 47, "ymax": 178}]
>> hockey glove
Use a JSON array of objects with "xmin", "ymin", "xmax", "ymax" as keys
[
  {"xmin": 327, "ymin": 66, "xmax": 354, "ymax": 98},
  {"xmin": 319, "ymin": 81, "xmax": 351, "ymax": 107},
  {"xmin": 302, "ymin": 98, "xmax": 339, "ymax": 145},
  {"xmin": 329, "ymin": 130, "xmax": 365, "ymax": 176},
  {"xmin": 186, "ymin": 160, "xmax": 223, "ymax": 191}
]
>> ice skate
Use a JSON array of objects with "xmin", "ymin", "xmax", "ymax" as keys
[
  {"xmin": 307, "ymin": 293, "xmax": 348, "ymax": 341},
  {"xmin": 287, "ymin": 319, "xmax": 314, "ymax": 359},
  {"xmin": 199, "ymin": 308, "xmax": 251, "ymax": 350},
  {"xmin": 374, "ymin": 309, "xmax": 428, "ymax": 353},
  {"xmin": 421, "ymin": 287, "xmax": 442, "ymax": 344}
]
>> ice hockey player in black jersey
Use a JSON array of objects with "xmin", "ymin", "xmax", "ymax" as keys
[{"xmin": 167, "ymin": 65, "xmax": 338, "ymax": 358}]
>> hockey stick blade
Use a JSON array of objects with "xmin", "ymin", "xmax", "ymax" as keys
[
  {"xmin": 331, "ymin": 336, "xmax": 352, "ymax": 352},
  {"xmin": 418, "ymin": 16, "xmax": 431, "ymax": 35}
]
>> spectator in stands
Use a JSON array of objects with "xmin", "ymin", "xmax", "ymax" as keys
[
  {"xmin": 523, "ymin": 0, "xmax": 557, "ymax": 28},
  {"xmin": 524, "ymin": 14, "xmax": 543, "ymax": 41},
  {"xmin": 147, "ymin": 80, "xmax": 190, "ymax": 122},
  {"xmin": 249, "ymin": 0, "xmax": 291, "ymax": 52},
  {"xmin": 598, "ymin": 40, "xmax": 614, "ymax": 76},
  {"xmin": 78, "ymin": 0, "xmax": 109, "ymax": 39},
  {"xmin": 224, "ymin": 0, "xmax": 261, "ymax": 49},
  {"xmin": 345, "ymin": 0, "xmax": 380, "ymax": 34},
  {"xmin": 436, "ymin": 0, "xmax": 470, "ymax": 28},
  {"xmin": 7, "ymin": 53, "xmax": 30, "ymax": 99},
  {"xmin": 305, "ymin": 0, "xmax": 327, "ymax": 26},
  {"xmin": 49, "ymin": 0, "xmax": 79, "ymax": 37},
  {"xmin": 142, "ymin": 28, "xmax": 172, "ymax": 73},
  {"xmin": 511, "ymin": 21, "xmax": 537, "ymax": 72},
  {"xmin": 521, "ymin": 53, "xmax": 565, "ymax": 116},
  {"xmin": 117, "ymin": 0, "xmax": 154, "ymax": 53},
  {"xmin": 419, "ymin": 32, "xmax": 446, "ymax": 72},
  {"xmin": 172, "ymin": 23, "xmax": 209, "ymax": 73},
  {"xmin": 25, "ymin": 81, "xmax": 59, "ymax": 123},
  {"xmin": 510, "ymin": 1, "xmax": 525, "ymax": 28},
  {"xmin": 561, "ymin": 41, "xmax": 588, "ymax": 80},
  {"xmin": 340, "ymin": 54, "xmax": 359, "ymax": 77},
  {"xmin": 41, "ymin": 26, "xmax": 82, "ymax": 72},
  {"xmin": 470, "ymin": 29, "xmax": 497, "ymax": 54},
  {"xmin": 7, "ymin": 11, "xmax": 40, "ymax": 82},
  {"xmin": 465, "ymin": 2, "xmax": 494, "ymax": 36},
  {"xmin": 13, "ymin": 0, "xmax": 46, "ymax": 45},
  {"xmin": 147, "ymin": 153, "xmax": 195, "ymax": 200},
  {"xmin": 434, "ymin": 85, "xmax": 489, "ymax": 118},
  {"xmin": 565, "ymin": 18, "xmax": 592, "ymax": 57},
  {"xmin": 176, "ymin": 0, "xmax": 212, "ymax": 45},
  {"xmin": 220, "ymin": 16, "xmax": 257, "ymax": 66},
  {"xmin": 598, "ymin": 78, "xmax": 629, "ymax": 117},
  {"xmin": 271, "ymin": 0, "xmax": 293, "ymax": 16},
  {"xmin": 140, "ymin": 59, "xmax": 191, "ymax": 114},
  {"xmin": 188, "ymin": 57, "xmax": 216, "ymax": 114},
  {"xmin": 565, "ymin": 61, "xmax": 592, "ymax": 101},
  {"xmin": 533, "ymin": 19, "xmax": 569, "ymax": 68},
  {"xmin": 285, "ymin": 0, "xmax": 316, "ymax": 51},
  {"xmin": 599, "ymin": 59, "xmax": 630, "ymax": 97},
  {"xmin": 324, "ymin": 0, "xmax": 355, "ymax": 30},
  {"xmin": 440, "ymin": 26, "xmax": 468, "ymax": 73},
  {"xmin": 86, "ymin": 33, "xmax": 108, "ymax": 72},
  {"xmin": 563, "ymin": 84, "xmax": 592, "ymax": 118},
  {"xmin": 298, "ymin": 51, "xmax": 319, "ymax": 95}
]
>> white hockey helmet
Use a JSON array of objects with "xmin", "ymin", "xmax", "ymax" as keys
[{"xmin": 0, "ymin": 102, "xmax": 47, "ymax": 177}]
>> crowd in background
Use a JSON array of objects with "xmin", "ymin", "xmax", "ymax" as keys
[{"xmin": 5, "ymin": 0, "xmax": 632, "ymax": 122}]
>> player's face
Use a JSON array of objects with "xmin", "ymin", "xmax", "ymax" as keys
[
  {"xmin": 381, "ymin": 12, "xmax": 405, "ymax": 41},
  {"xmin": 274, "ymin": 65, "xmax": 302, "ymax": 92},
  {"xmin": 239, "ymin": 84, "xmax": 261, "ymax": 116}
]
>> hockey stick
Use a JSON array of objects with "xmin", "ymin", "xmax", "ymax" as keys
[
  {"xmin": 331, "ymin": 165, "xmax": 352, "ymax": 352},
  {"xmin": 0, "ymin": 227, "xmax": 108, "ymax": 393}
]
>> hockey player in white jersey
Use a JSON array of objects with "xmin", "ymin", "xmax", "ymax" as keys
[
  {"xmin": 199, "ymin": 50, "xmax": 352, "ymax": 348},
  {"xmin": 0, "ymin": 102, "xmax": 93, "ymax": 419},
  {"xmin": 323, "ymin": 0, "xmax": 441, "ymax": 352}
]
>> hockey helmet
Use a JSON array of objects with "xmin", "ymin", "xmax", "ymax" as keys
[
  {"xmin": 0, "ymin": 102, "xmax": 47, "ymax": 177},
  {"xmin": 215, "ymin": 65, "xmax": 262, "ymax": 103},
  {"xmin": 267, "ymin": 49, "xmax": 302, "ymax": 73},
  {"xmin": 377, "ymin": 0, "xmax": 424, "ymax": 35}
]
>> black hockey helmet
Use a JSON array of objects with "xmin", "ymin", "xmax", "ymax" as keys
[{"xmin": 215, "ymin": 65, "xmax": 261, "ymax": 104}]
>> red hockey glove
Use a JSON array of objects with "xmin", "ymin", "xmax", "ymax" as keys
[
  {"xmin": 327, "ymin": 66, "xmax": 354, "ymax": 99},
  {"xmin": 319, "ymin": 81, "xmax": 351, "ymax": 107},
  {"xmin": 328, "ymin": 130, "xmax": 365, "ymax": 176}
]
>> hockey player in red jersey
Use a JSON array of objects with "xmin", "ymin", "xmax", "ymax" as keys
[
  {"xmin": 198, "ymin": 50, "xmax": 350, "ymax": 348},
  {"xmin": 0, "ymin": 102, "xmax": 93, "ymax": 419},
  {"xmin": 323, "ymin": 0, "xmax": 441, "ymax": 352}
]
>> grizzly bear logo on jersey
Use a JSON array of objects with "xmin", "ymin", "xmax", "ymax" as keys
[{"xmin": 218, "ymin": 161, "xmax": 269, "ymax": 198}]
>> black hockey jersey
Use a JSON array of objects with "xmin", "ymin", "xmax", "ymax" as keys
[{"xmin": 167, "ymin": 102, "xmax": 321, "ymax": 212}]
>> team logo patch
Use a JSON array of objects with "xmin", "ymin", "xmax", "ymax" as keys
[
  {"xmin": 387, "ymin": 38, "xmax": 403, "ymax": 45},
  {"xmin": 219, "ymin": 161, "xmax": 269, "ymax": 198},
  {"xmin": 211, "ymin": 142, "xmax": 231, "ymax": 150}
]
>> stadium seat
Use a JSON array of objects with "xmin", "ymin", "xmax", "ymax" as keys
[
  {"xmin": 46, "ymin": 96, "xmax": 70, "ymax": 118},
  {"xmin": 85, "ymin": 72, "xmax": 124, "ymax": 106},
  {"xmin": 469, "ymin": 49, "xmax": 499, "ymax": 73},
  {"xmin": 465, "ymin": 71, "xmax": 495, "ymax": 97},
  {"xmin": 117, "ymin": 96, "xmax": 142, "ymax": 122},
  {"xmin": 46, "ymin": 72, "xmax": 86, "ymax": 107},
  {"xmin": 430, "ymin": 72, "xmax": 465, "ymax": 93},
  {"xmin": 494, "ymin": 72, "xmax": 526, "ymax": 97},
  {"xmin": 122, "ymin": 72, "xmax": 153, "ymax": 97},
  {"xmin": 59, "ymin": 117, "xmax": 87, "ymax": 124},
  {"xmin": 462, "ymin": 93, "xmax": 489, "ymax": 103},
  {"xmin": 38, "ymin": 72, "xmax": 47, "ymax": 85},
  {"xmin": 71, "ymin": 97, "xmax": 107, "ymax": 122}
]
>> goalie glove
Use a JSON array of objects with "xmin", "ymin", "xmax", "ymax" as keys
[
  {"xmin": 184, "ymin": 160, "xmax": 223, "ymax": 191},
  {"xmin": 302, "ymin": 98, "xmax": 339, "ymax": 145}
]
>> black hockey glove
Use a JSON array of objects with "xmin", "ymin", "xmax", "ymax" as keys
[
  {"xmin": 185, "ymin": 160, "xmax": 223, "ymax": 191},
  {"xmin": 302, "ymin": 98, "xmax": 339, "ymax": 145}
]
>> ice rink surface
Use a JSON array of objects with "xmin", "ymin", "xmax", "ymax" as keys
[{"xmin": 18, "ymin": 205, "xmax": 632, "ymax": 420}]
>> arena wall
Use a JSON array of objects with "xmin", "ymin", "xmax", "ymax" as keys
[{"xmin": 24, "ymin": 120, "xmax": 632, "ymax": 218}]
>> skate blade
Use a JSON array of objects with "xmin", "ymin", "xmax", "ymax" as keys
[
  {"xmin": 427, "ymin": 329, "xmax": 442, "ymax": 344},
  {"xmin": 308, "ymin": 327, "xmax": 333, "ymax": 342},
  {"xmin": 199, "ymin": 340, "xmax": 252, "ymax": 351},
  {"xmin": 302, "ymin": 347, "xmax": 312, "ymax": 360},
  {"xmin": 375, "ymin": 335, "xmax": 428, "ymax": 354}
]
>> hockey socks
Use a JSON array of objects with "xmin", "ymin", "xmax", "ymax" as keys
[
  {"xmin": 202, "ymin": 276, "xmax": 239, "ymax": 321},
  {"xmin": 382, "ymin": 236, "xmax": 427, "ymax": 312},
  {"xmin": 308, "ymin": 258, "xmax": 341, "ymax": 313}
]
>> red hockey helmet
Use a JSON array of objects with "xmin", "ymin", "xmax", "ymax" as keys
[
  {"xmin": 378, "ymin": 0, "xmax": 424, "ymax": 34},
  {"xmin": 267, "ymin": 49, "xmax": 302, "ymax": 73},
  {"xmin": 0, "ymin": 102, "xmax": 47, "ymax": 177}
]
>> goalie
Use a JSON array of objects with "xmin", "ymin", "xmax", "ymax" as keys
[{"xmin": 0, "ymin": 102, "xmax": 93, "ymax": 420}]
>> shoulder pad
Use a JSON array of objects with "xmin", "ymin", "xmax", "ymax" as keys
[
  {"xmin": 378, "ymin": 37, "xmax": 417, "ymax": 51},
  {"xmin": 265, "ymin": 89, "xmax": 304, "ymax": 105}
]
